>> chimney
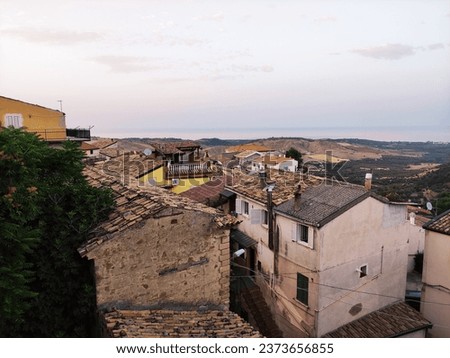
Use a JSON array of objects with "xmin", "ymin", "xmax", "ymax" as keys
[
  {"xmin": 294, "ymin": 184, "xmax": 302, "ymax": 210},
  {"xmin": 409, "ymin": 212, "xmax": 416, "ymax": 225},
  {"xmin": 364, "ymin": 173, "xmax": 372, "ymax": 190},
  {"xmin": 259, "ymin": 170, "xmax": 267, "ymax": 188}
]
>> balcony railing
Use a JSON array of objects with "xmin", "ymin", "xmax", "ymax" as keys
[
  {"xmin": 66, "ymin": 128, "xmax": 91, "ymax": 141},
  {"xmin": 167, "ymin": 162, "xmax": 214, "ymax": 178}
]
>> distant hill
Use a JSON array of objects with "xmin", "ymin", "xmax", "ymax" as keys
[
  {"xmin": 416, "ymin": 162, "xmax": 450, "ymax": 193},
  {"xmin": 197, "ymin": 138, "xmax": 252, "ymax": 147}
]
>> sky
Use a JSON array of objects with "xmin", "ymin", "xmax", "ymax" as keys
[{"xmin": 1, "ymin": 0, "xmax": 449, "ymax": 141}]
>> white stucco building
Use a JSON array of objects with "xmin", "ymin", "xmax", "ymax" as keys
[
  {"xmin": 421, "ymin": 209, "xmax": 450, "ymax": 338},
  {"xmin": 225, "ymin": 169, "xmax": 431, "ymax": 337}
]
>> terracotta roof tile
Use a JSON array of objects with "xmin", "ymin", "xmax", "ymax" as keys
[
  {"xmin": 80, "ymin": 142, "xmax": 99, "ymax": 150},
  {"xmin": 276, "ymin": 182, "xmax": 369, "ymax": 227},
  {"xmin": 180, "ymin": 176, "xmax": 232, "ymax": 205},
  {"xmin": 94, "ymin": 153, "xmax": 164, "ymax": 181},
  {"xmin": 234, "ymin": 150, "xmax": 261, "ymax": 159},
  {"xmin": 88, "ymin": 139, "xmax": 118, "ymax": 149},
  {"xmin": 151, "ymin": 141, "xmax": 201, "ymax": 155},
  {"xmin": 79, "ymin": 166, "xmax": 239, "ymax": 256},
  {"xmin": 226, "ymin": 169, "xmax": 323, "ymax": 206},
  {"xmin": 103, "ymin": 309, "xmax": 263, "ymax": 338},
  {"xmin": 423, "ymin": 209, "xmax": 450, "ymax": 236},
  {"xmin": 322, "ymin": 302, "xmax": 432, "ymax": 338}
]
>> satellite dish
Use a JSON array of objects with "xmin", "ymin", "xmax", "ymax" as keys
[
  {"xmin": 143, "ymin": 148, "xmax": 153, "ymax": 156},
  {"xmin": 426, "ymin": 202, "xmax": 433, "ymax": 211}
]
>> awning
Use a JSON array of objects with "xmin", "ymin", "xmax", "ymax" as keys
[
  {"xmin": 230, "ymin": 229, "xmax": 257, "ymax": 248},
  {"xmin": 220, "ymin": 189, "xmax": 236, "ymax": 198}
]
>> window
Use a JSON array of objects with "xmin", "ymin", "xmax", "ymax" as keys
[
  {"xmin": 243, "ymin": 201, "xmax": 249, "ymax": 215},
  {"xmin": 4, "ymin": 114, "xmax": 23, "ymax": 128},
  {"xmin": 359, "ymin": 264, "xmax": 368, "ymax": 278},
  {"xmin": 296, "ymin": 273, "xmax": 309, "ymax": 305},
  {"xmin": 262, "ymin": 210, "xmax": 268, "ymax": 225},
  {"xmin": 296, "ymin": 224, "xmax": 309, "ymax": 243}
]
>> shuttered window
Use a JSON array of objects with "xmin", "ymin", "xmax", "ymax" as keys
[{"xmin": 296, "ymin": 273, "xmax": 309, "ymax": 305}]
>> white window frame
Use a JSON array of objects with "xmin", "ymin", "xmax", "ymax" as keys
[
  {"xmin": 294, "ymin": 223, "xmax": 313, "ymax": 248},
  {"xmin": 243, "ymin": 200, "xmax": 249, "ymax": 216},
  {"xmin": 359, "ymin": 264, "xmax": 368, "ymax": 278},
  {"xmin": 4, "ymin": 113, "xmax": 23, "ymax": 128}
]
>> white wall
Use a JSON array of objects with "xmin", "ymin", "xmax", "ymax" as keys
[
  {"xmin": 236, "ymin": 195, "xmax": 273, "ymax": 274},
  {"xmin": 316, "ymin": 198, "xmax": 409, "ymax": 336},
  {"xmin": 421, "ymin": 230, "xmax": 450, "ymax": 338},
  {"xmin": 272, "ymin": 197, "xmax": 409, "ymax": 337},
  {"xmin": 407, "ymin": 221, "xmax": 425, "ymax": 272}
]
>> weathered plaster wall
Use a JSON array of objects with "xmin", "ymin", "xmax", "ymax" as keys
[
  {"xmin": 86, "ymin": 209, "xmax": 230, "ymax": 310},
  {"xmin": 316, "ymin": 198, "xmax": 409, "ymax": 336},
  {"xmin": 421, "ymin": 230, "xmax": 450, "ymax": 338}
]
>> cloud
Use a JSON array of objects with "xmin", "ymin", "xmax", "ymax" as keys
[
  {"xmin": 89, "ymin": 55, "xmax": 171, "ymax": 73},
  {"xmin": 314, "ymin": 16, "xmax": 337, "ymax": 22},
  {"xmin": 428, "ymin": 43, "xmax": 444, "ymax": 51},
  {"xmin": 1, "ymin": 27, "xmax": 102, "ymax": 45},
  {"xmin": 351, "ymin": 43, "xmax": 416, "ymax": 60},
  {"xmin": 148, "ymin": 33, "xmax": 207, "ymax": 47},
  {"xmin": 193, "ymin": 12, "xmax": 224, "ymax": 22},
  {"xmin": 230, "ymin": 64, "xmax": 274, "ymax": 73}
]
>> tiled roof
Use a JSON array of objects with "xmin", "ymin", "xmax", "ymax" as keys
[
  {"xmin": 225, "ymin": 169, "xmax": 323, "ymax": 206},
  {"xmin": 322, "ymin": 301, "xmax": 432, "ymax": 338},
  {"xmin": 226, "ymin": 143, "xmax": 273, "ymax": 153},
  {"xmin": 80, "ymin": 142, "xmax": 99, "ymax": 150},
  {"xmin": 231, "ymin": 229, "xmax": 258, "ymax": 248},
  {"xmin": 253, "ymin": 156, "xmax": 295, "ymax": 164},
  {"xmin": 423, "ymin": 208, "xmax": 450, "ymax": 236},
  {"xmin": 79, "ymin": 166, "xmax": 239, "ymax": 256},
  {"xmin": 180, "ymin": 176, "xmax": 232, "ymax": 205},
  {"xmin": 88, "ymin": 139, "xmax": 118, "ymax": 149},
  {"xmin": 151, "ymin": 141, "xmax": 201, "ymax": 155},
  {"xmin": 275, "ymin": 182, "xmax": 369, "ymax": 227},
  {"xmin": 94, "ymin": 153, "xmax": 163, "ymax": 180},
  {"xmin": 99, "ymin": 148, "xmax": 124, "ymax": 158},
  {"xmin": 234, "ymin": 150, "xmax": 261, "ymax": 159},
  {"xmin": 103, "ymin": 309, "xmax": 263, "ymax": 338}
]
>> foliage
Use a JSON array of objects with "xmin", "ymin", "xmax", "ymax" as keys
[
  {"xmin": 285, "ymin": 147, "xmax": 303, "ymax": 164},
  {"xmin": 436, "ymin": 192, "xmax": 450, "ymax": 215},
  {"xmin": 0, "ymin": 128, "xmax": 114, "ymax": 337}
]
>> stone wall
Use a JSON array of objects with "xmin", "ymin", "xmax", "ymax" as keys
[{"xmin": 85, "ymin": 208, "xmax": 230, "ymax": 310}]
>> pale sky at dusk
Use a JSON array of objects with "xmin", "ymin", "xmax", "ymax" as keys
[{"xmin": 1, "ymin": 0, "xmax": 449, "ymax": 141}]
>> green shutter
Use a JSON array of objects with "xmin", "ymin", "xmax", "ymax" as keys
[{"xmin": 296, "ymin": 273, "xmax": 309, "ymax": 305}]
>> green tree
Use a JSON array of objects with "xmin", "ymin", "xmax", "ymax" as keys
[
  {"xmin": 286, "ymin": 147, "xmax": 303, "ymax": 164},
  {"xmin": 0, "ymin": 128, "xmax": 114, "ymax": 337},
  {"xmin": 436, "ymin": 192, "xmax": 450, "ymax": 215}
]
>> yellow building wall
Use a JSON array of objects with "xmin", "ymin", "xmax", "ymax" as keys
[
  {"xmin": 139, "ymin": 167, "xmax": 210, "ymax": 194},
  {"xmin": 171, "ymin": 177, "xmax": 210, "ymax": 194},
  {"xmin": 0, "ymin": 97, "xmax": 66, "ymax": 142}
]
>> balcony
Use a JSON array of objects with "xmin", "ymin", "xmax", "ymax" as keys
[
  {"xmin": 66, "ymin": 128, "xmax": 91, "ymax": 141},
  {"xmin": 166, "ymin": 162, "xmax": 216, "ymax": 179}
]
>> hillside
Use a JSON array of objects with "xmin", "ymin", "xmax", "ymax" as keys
[{"xmin": 112, "ymin": 136, "xmax": 450, "ymax": 204}]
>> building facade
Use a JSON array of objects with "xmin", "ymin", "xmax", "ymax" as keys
[
  {"xmin": 225, "ymin": 170, "xmax": 416, "ymax": 337},
  {"xmin": 421, "ymin": 209, "xmax": 450, "ymax": 338},
  {"xmin": 1, "ymin": 96, "xmax": 66, "ymax": 142},
  {"xmin": 80, "ymin": 166, "xmax": 235, "ymax": 311}
]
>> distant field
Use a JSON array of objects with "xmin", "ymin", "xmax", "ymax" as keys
[{"xmin": 304, "ymin": 153, "xmax": 348, "ymax": 163}]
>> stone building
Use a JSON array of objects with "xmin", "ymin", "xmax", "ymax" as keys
[{"xmin": 79, "ymin": 166, "xmax": 237, "ymax": 312}]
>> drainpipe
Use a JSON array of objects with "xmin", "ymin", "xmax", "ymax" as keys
[{"xmin": 267, "ymin": 184, "xmax": 274, "ymax": 251}]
